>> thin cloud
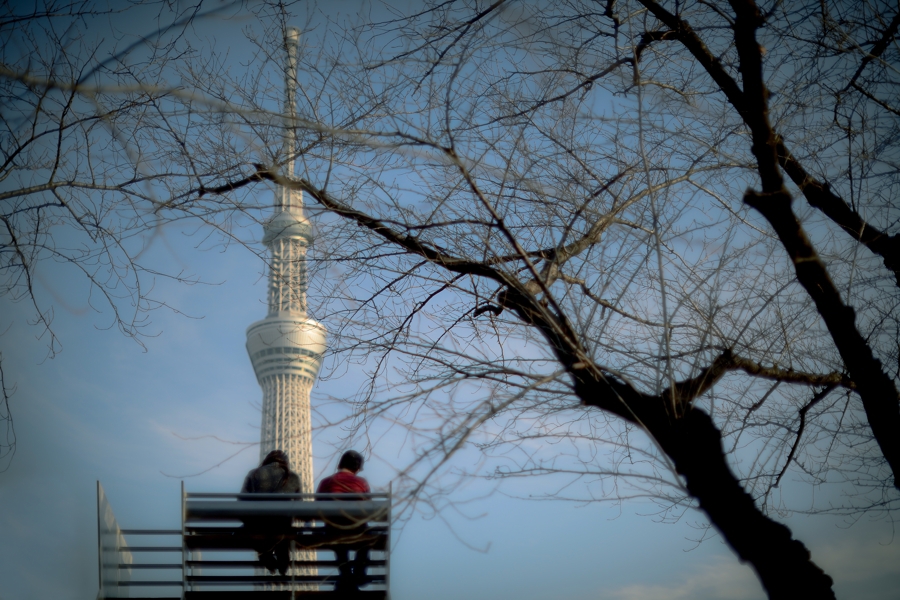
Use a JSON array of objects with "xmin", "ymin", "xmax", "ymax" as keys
[{"xmin": 607, "ymin": 556, "xmax": 763, "ymax": 600}]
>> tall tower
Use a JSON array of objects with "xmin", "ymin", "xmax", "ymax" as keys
[{"xmin": 246, "ymin": 27, "xmax": 326, "ymax": 492}]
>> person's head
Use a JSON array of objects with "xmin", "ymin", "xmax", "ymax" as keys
[
  {"xmin": 262, "ymin": 449, "xmax": 290, "ymax": 470},
  {"xmin": 337, "ymin": 450, "xmax": 364, "ymax": 473}
]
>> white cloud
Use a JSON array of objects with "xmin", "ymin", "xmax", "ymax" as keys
[
  {"xmin": 606, "ymin": 555, "xmax": 764, "ymax": 600},
  {"xmin": 813, "ymin": 526, "xmax": 900, "ymax": 600}
]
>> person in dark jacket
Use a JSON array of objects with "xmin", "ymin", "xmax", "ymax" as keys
[
  {"xmin": 317, "ymin": 450, "xmax": 372, "ymax": 593},
  {"xmin": 241, "ymin": 450, "xmax": 301, "ymax": 575}
]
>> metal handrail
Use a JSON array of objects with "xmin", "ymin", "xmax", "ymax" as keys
[
  {"xmin": 185, "ymin": 499, "xmax": 390, "ymax": 521},
  {"xmin": 186, "ymin": 492, "xmax": 390, "ymax": 499},
  {"xmin": 98, "ymin": 482, "xmax": 392, "ymax": 598},
  {"xmin": 120, "ymin": 529, "xmax": 181, "ymax": 535}
]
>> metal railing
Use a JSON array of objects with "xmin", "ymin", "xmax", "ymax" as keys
[{"xmin": 97, "ymin": 481, "xmax": 391, "ymax": 599}]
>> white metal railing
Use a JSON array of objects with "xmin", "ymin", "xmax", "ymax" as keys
[{"xmin": 96, "ymin": 481, "xmax": 391, "ymax": 599}]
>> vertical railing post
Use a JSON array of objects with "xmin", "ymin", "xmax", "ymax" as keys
[
  {"xmin": 291, "ymin": 536, "xmax": 297, "ymax": 599},
  {"xmin": 181, "ymin": 481, "xmax": 186, "ymax": 599},
  {"xmin": 386, "ymin": 482, "xmax": 392, "ymax": 600},
  {"xmin": 97, "ymin": 481, "xmax": 103, "ymax": 599},
  {"xmin": 96, "ymin": 481, "xmax": 131, "ymax": 598}
]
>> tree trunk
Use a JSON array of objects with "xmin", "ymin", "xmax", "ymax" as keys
[{"xmin": 653, "ymin": 408, "xmax": 835, "ymax": 599}]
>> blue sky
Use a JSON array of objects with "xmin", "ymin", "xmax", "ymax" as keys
[
  {"xmin": 1, "ymin": 203, "xmax": 898, "ymax": 600},
  {"xmin": 1, "ymin": 2, "xmax": 899, "ymax": 598}
]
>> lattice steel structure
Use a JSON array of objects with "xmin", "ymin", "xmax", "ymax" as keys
[{"xmin": 245, "ymin": 25, "xmax": 326, "ymax": 507}]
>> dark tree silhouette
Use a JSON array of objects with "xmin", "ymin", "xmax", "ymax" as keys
[{"xmin": 3, "ymin": 1, "xmax": 898, "ymax": 597}]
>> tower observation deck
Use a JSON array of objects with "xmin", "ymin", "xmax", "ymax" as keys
[{"xmin": 246, "ymin": 26, "xmax": 326, "ymax": 492}]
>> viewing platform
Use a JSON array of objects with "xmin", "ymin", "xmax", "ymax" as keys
[{"xmin": 97, "ymin": 482, "xmax": 391, "ymax": 599}]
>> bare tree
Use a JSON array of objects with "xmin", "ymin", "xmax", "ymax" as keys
[
  {"xmin": 0, "ymin": 0, "xmax": 284, "ymax": 468},
  {"xmin": 249, "ymin": 1, "xmax": 896, "ymax": 597},
  {"xmin": 3, "ymin": 1, "xmax": 899, "ymax": 598},
  {"xmin": 635, "ymin": 0, "xmax": 900, "ymax": 497},
  {"xmin": 0, "ymin": 351, "xmax": 14, "ymax": 472},
  {"xmin": 2, "ymin": 0, "xmax": 244, "ymax": 352}
]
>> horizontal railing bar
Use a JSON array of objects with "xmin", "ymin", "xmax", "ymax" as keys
[
  {"xmin": 118, "ymin": 581, "xmax": 184, "ymax": 587},
  {"xmin": 186, "ymin": 575, "xmax": 386, "ymax": 584},
  {"xmin": 184, "ymin": 545, "xmax": 386, "ymax": 554},
  {"xmin": 185, "ymin": 529, "xmax": 386, "ymax": 539},
  {"xmin": 180, "ymin": 546, "xmax": 376, "ymax": 552},
  {"xmin": 184, "ymin": 542, "xmax": 386, "ymax": 552},
  {"xmin": 185, "ymin": 584, "xmax": 387, "ymax": 590},
  {"xmin": 184, "ymin": 560, "xmax": 387, "ymax": 568},
  {"xmin": 121, "ymin": 529, "xmax": 182, "ymax": 535},
  {"xmin": 187, "ymin": 493, "xmax": 389, "ymax": 500},
  {"xmin": 181, "ymin": 589, "xmax": 388, "ymax": 600},
  {"xmin": 184, "ymin": 529, "xmax": 389, "ymax": 539},
  {"xmin": 185, "ymin": 526, "xmax": 389, "ymax": 534},
  {"xmin": 117, "ymin": 560, "xmax": 386, "ymax": 569},
  {"xmin": 184, "ymin": 592, "xmax": 387, "ymax": 596},
  {"xmin": 182, "ymin": 592, "xmax": 387, "ymax": 598},
  {"xmin": 123, "ymin": 546, "xmax": 183, "ymax": 552},
  {"xmin": 186, "ymin": 500, "xmax": 389, "ymax": 521}
]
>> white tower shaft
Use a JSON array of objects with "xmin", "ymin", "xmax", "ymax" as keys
[{"xmin": 246, "ymin": 26, "xmax": 326, "ymax": 494}]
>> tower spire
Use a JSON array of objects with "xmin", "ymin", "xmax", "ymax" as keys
[
  {"xmin": 246, "ymin": 25, "xmax": 326, "ymax": 489},
  {"xmin": 279, "ymin": 26, "xmax": 300, "ymax": 211}
]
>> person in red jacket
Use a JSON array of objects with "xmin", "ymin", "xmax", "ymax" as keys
[
  {"xmin": 316, "ymin": 450, "xmax": 371, "ymax": 593},
  {"xmin": 316, "ymin": 450, "xmax": 370, "ymax": 495}
]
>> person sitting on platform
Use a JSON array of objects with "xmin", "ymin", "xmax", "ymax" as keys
[
  {"xmin": 316, "ymin": 450, "xmax": 371, "ymax": 592},
  {"xmin": 317, "ymin": 450, "xmax": 371, "ymax": 496},
  {"xmin": 241, "ymin": 449, "xmax": 301, "ymax": 575}
]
